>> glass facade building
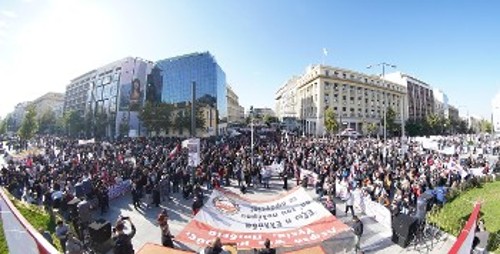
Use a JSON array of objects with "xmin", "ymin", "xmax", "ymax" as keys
[{"xmin": 156, "ymin": 52, "xmax": 228, "ymax": 121}]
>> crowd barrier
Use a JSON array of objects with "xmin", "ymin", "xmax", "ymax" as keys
[
  {"xmin": 448, "ymin": 203, "xmax": 481, "ymax": 254},
  {"xmin": 0, "ymin": 188, "xmax": 59, "ymax": 254}
]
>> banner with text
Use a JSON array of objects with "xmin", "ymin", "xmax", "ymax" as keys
[{"xmin": 176, "ymin": 187, "xmax": 349, "ymax": 249}]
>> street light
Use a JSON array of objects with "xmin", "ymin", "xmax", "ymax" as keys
[
  {"xmin": 250, "ymin": 106, "xmax": 254, "ymax": 169},
  {"xmin": 367, "ymin": 62, "xmax": 397, "ymax": 143}
]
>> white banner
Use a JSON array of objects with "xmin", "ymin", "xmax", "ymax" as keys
[
  {"xmin": 260, "ymin": 163, "xmax": 283, "ymax": 178},
  {"xmin": 177, "ymin": 187, "xmax": 349, "ymax": 249},
  {"xmin": 300, "ymin": 168, "xmax": 318, "ymax": 186},
  {"xmin": 77, "ymin": 138, "xmax": 95, "ymax": 145},
  {"xmin": 183, "ymin": 138, "xmax": 200, "ymax": 167},
  {"xmin": 335, "ymin": 181, "xmax": 349, "ymax": 199},
  {"xmin": 362, "ymin": 196, "xmax": 392, "ymax": 229}
]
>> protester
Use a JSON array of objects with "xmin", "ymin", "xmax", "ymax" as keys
[
  {"xmin": 257, "ymin": 238, "xmax": 276, "ymax": 254},
  {"xmin": 55, "ymin": 220, "xmax": 70, "ymax": 254},
  {"xmin": 112, "ymin": 217, "xmax": 136, "ymax": 254},
  {"xmin": 351, "ymin": 216, "xmax": 364, "ymax": 252}
]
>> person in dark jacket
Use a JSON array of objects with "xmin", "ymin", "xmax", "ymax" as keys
[
  {"xmin": 257, "ymin": 238, "xmax": 276, "ymax": 254},
  {"xmin": 351, "ymin": 216, "xmax": 363, "ymax": 252},
  {"xmin": 112, "ymin": 217, "xmax": 136, "ymax": 254},
  {"xmin": 152, "ymin": 184, "xmax": 161, "ymax": 207},
  {"xmin": 131, "ymin": 183, "xmax": 141, "ymax": 210}
]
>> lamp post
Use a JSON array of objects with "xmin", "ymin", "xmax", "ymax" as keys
[
  {"xmin": 367, "ymin": 62, "xmax": 397, "ymax": 143},
  {"xmin": 250, "ymin": 106, "xmax": 254, "ymax": 169}
]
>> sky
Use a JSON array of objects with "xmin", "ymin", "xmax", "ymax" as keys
[{"xmin": 0, "ymin": 0, "xmax": 499, "ymax": 119}]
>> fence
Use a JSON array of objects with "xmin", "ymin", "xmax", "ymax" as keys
[{"xmin": 0, "ymin": 188, "xmax": 59, "ymax": 254}]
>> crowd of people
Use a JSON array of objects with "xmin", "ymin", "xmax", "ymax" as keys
[{"xmin": 0, "ymin": 130, "xmax": 498, "ymax": 253}]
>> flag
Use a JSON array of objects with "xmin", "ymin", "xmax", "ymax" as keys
[
  {"xmin": 169, "ymin": 144, "xmax": 181, "ymax": 159},
  {"xmin": 323, "ymin": 48, "xmax": 328, "ymax": 57}
]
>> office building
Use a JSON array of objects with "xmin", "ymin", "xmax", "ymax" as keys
[
  {"xmin": 384, "ymin": 72, "xmax": 434, "ymax": 120},
  {"xmin": 275, "ymin": 65, "xmax": 407, "ymax": 135},
  {"xmin": 65, "ymin": 57, "xmax": 155, "ymax": 137},
  {"xmin": 493, "ymin": 92, "xmax": 500, "ymax": 135},
  {"xmin": 8, "ymin": 102, "xmax": 30, "ymax": 130},
  {"xmin": 433, "ymin": 88, "xmax": 449, "ymax": 119},
  {"xmin": 275, "ymin": 76, "xmax": 300, "ymax": 120},
  {"xmin": 156, "ymin": 52, "xmax": 227, "ymax": 131},
  {"xmin": 227, "ymin": 85, "xmax": 245, "ymax": 123},
  {"xmin": 448, "ymin": 105, "xmax": 460, "ymax": 122},
  {"xmin": 32, "ymin": 92, "xmax": 65, "ymax": 119}
]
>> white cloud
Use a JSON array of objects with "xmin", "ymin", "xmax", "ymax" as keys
[
  {"xmin": 1, "ymin": 10, "xmax": 17, "ymax": 18},
  {"xmin": 0, "ymin": 20, "xmax": 6, "ymax": 28}
]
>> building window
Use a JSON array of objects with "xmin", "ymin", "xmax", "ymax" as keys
[{"xmin": 342, "ymin": 107, "xmax": 346, "ymax": 112}]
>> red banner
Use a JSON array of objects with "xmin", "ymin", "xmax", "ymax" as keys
[{"xmin": 176, "ymin": 187, "xmax": 349, "ymax": 249}]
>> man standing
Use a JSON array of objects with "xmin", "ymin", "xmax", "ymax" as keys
[
  {"xmin": 55, "ymin": 220, "xmax": 69, "ymax": 253},
  {"xmin": 344, "ymin": 189, "xmax": 355, "ymax": 216},
  {"xmin": 351, "ymin": 216, "xmax": 363, "ymax": 252},
  {"xmin": 131, "ymin": 183, "xmax": 141, "ymax": 209}
]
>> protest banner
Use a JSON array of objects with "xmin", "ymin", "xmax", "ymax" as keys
[{"xmin": 176, "ymin": 187, "xmax": 348, "ymax": 249}]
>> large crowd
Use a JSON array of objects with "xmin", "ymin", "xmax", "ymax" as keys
[{"xmin": 1, "ymin": 130, "xmax": 499, "ymax": 254}]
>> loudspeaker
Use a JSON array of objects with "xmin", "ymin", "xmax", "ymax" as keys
[
  {"xmin": 88, "ymin": 219, "xmax": 111, "ymax": 244},
  {"xmin": 67, "ymin": 198, "xmax": 81, "ymax": 217},
  {"xmin": 392, "ymin": 214, "xmax": 418, "ymax": 248}
]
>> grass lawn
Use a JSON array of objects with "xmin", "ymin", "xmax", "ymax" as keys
[
  {"xmin": 428, "ymin": 180, "xmax": 500, "ymax": 252},
  {"xmin": 7, "ymin": 194, "xmax": 63, "ymax": 252},
  {"xmin": 0, "ymin": 221, "xmax": 9, "ymax": 254}
]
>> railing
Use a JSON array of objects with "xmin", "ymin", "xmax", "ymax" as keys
[{"xmin": 0, "ymin": 188, "xmax": 59, "ymax": 254}]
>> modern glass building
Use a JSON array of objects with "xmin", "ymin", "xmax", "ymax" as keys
[{"xmin": 156, "ymin": 52, "xmax": 228, "ymax": 122}]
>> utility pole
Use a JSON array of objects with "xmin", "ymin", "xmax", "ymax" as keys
[
  {"xmin": 250, "ymin": 106, "xmax": 254, "ymax": 169},
  {"xmin": 367, "ymin": 62, "xmax": 397, "ymax": 144},
  {"xmin": 191, "ymin": 81, "xmax": 196, "ymax": 137}
]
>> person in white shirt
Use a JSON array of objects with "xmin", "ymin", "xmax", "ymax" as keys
[{"xmin": 344, "ymin": 188, "xmax": 355, "ymax": 216}]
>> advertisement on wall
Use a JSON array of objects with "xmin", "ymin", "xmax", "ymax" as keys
[{"xmin": 118, "ymin": 59, "xmax": 149, "ymax": 112}]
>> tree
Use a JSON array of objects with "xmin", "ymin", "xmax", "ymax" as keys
[
  {"xmin": 38, "ymin": 109, "xmax": 57, "ymax": 134},
  {"xmin": 383, "ymin": 106, "xmax": 397, "ymax": 136},
  {"xmin": 367, "ymin": 122, "xmax": 378, "ymax": 137},
  {"xmin": 479, "ymin": 120, "xmax": 493, "ymax": 133},
  {"xmin": 324, "ymin": 108, "xmax": 338, "ymax": 135},
  {"xmin": 425, "ymin": 114, "xmax": 440, "ymax": 135},
  {"xmin": 174, "ymin": 110, "xmax": 189, "ymax": 135},
  {"xmin": 18, "ymin": 104, "xmax": 38, "ymax": 141},
  {"xmin": 0, "ymin": 117, "xmax": 7, "ymax": 135},
  {"xmin": 139, "ymin": 102, "xmax": 173, "ymax": 136},
  {"xmin": 63, "ymin": 110, "xmax": 83, "ymax": 138},
  {"xmin": 94, "ymin": 112, "xmax": 109, "ymax": 138}
]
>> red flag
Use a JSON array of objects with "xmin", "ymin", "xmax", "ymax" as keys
[{"xmin": 169, "ymin": 144, "xmax": 181, "ymax": 159}]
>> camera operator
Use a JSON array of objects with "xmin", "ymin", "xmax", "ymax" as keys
[{"xmin": 112, "ymin": 216, "xmax": 136, "ymax": 254}]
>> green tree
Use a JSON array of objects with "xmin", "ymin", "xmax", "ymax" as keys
[
  {"xmin": 174, "ymin": 110, "xmax": 189, "ymax": 135},
  {"xmin": 38, "ymin": 109, "xmax": 57, "ymax": 134},
  {"xmin": 18, "ymin": 104, "xmax": 38, "ymax": 141},
  {"xmin": 0, "ymin": 117, "xmax": 7, "ymax": 135},
  {"xmin": 426, "ymin": 114, "xmax": 441, "ymax": 135},
  {"xmin": 185, "ymin": 104, "xmax": 206, "ymax": 135},
  {"xmin": 405, "ymin": 120, "xmax": 423, "ymax": 137},
  {"xmin": 479, "ymin": 120, "xmax": 493, "ymax": 133},
  {"xmin": 63, "ymin": 110, "xmax": 83, "ymax": 138},
  {"xmin": 367, "ymin": 122, "xmax": 378, "ymax": 137},
  {"xmin": 94, "ymin": 112, "xmax": 109, "ymax": 138},
  {"xmin": 139, "ymin": 102, "xmax": 173, "ymax": 136},
  {"xmin": 383, "ymin": 106, "xmax": 397, "ymax": 136},
  {"xmin": 324, "ymin": 107, "xmax": 338, "ymax": 135},
  {"xmin": 157, "ymin": 103, "xmax": 173, "ymax": 134}
]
